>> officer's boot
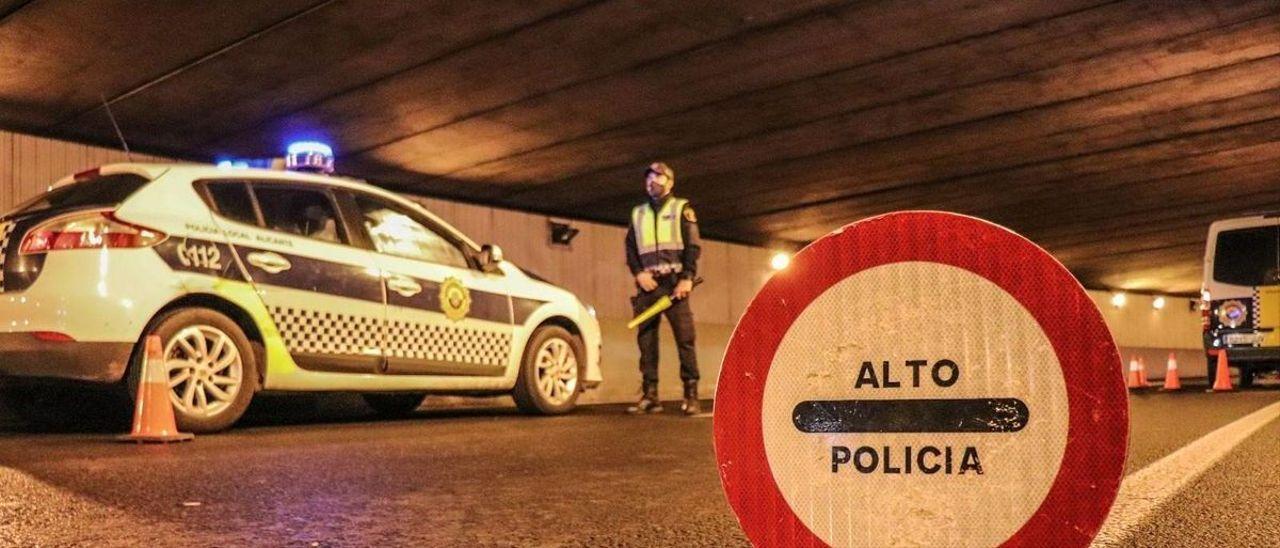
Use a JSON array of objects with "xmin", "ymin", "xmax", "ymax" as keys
[
  {"xmin": 626, "ymin": 381, "xmax": 663, "ymax": 414},
  {"xmin": 681, "ymin": 380, "xmax": 701, "ymax": 416}
]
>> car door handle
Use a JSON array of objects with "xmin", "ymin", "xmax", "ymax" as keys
[
  {"xmin": 387, "ymin": 276, "xmax": 422, "ymax": 297},
  {"xmin": 245, "ymin": 252, "xmax": 291, "ymax": 274}
]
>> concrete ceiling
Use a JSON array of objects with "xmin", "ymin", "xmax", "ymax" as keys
[{"xmin": 2, "ymin": 0, "xmax": 1279, "ymax": 295}]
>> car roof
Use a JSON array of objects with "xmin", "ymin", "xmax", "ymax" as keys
[{"xmin": 73, "ymin": 163, "xmax": 482, "ymax": 251}]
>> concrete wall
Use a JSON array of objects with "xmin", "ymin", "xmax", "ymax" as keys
[
  {"xmin": 0, "ymin": 131, "xmax": 170, "ymax": 213},
  {"xmin": 1088, "ymin": 291, "xmax": 1202, "ymax": 350},
  {"xmin": 0, "ymin": 130, "xmax": 1209, "ymax": 402}
]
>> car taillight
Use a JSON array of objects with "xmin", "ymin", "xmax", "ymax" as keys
[{"xmin": 19, "ymin": 210, "xmax": 166, "ymax": 254}]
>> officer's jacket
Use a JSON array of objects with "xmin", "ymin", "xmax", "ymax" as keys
[{"xmin": 625, "ymin": 194, "xmax": 701, "ymax": 279}]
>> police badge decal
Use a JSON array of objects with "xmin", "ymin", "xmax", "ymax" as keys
[{"xmin": 440, "ymin": 277, "xmax": 472, "ymax": 321}]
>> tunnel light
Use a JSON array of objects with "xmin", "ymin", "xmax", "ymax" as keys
[
  {"xmin": 770, "ymin": 252, "xmax": 791, "ymax": 271},
  {"xmin": 1110, "ymin": 292, "xmax": 1126, "ymax": 308},
  {"xmin": 1152, "ymin": 296, "xmax": 1166, "ymax": 310}
]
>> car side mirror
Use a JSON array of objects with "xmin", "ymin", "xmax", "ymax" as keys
[{"xmin": 480, "ymin": 244, "xmax": 504, "ymax": 271}]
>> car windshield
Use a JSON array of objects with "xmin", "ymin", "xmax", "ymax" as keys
[
  {"xmin": 9, "ymin": 174, "xmax": 150, "ymax": 216},
  {"xmin": 1214, "ymin": 225, "xmax": 1280, "ymax": 286}
]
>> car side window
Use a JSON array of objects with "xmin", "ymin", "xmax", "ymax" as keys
[
  {"xmin": 252, "ymin": 185, "xmax": 348, "ymax": 245},
  {"xmin": 204, "ymin": 182, "xmax": 259, "ymax": 226},
  {"xmin": 354, "ymin": 195, "xmax": 468, "ymax": 269}
]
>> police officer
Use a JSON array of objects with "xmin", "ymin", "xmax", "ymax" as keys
[{"xmin": 625, "ymin": 162, "xmax": 702, "ymax": 415}]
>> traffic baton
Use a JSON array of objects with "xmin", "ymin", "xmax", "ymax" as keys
[{"xmin": 627, "ymin": 277, "xmax": 703, "ymax": 329}]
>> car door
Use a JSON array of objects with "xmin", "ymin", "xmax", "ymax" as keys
[
  {"xmin": 200, "ymin": 180, "xmax": 387, "ymax": 374},
  {"xmin": 344, "ymin": 190, "xmax": 513, "ymax": 377}
]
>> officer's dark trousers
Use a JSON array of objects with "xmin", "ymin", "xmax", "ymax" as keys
[{"xmin": 632, "ymin": 274, "xmax": 699, "ymax": 384}]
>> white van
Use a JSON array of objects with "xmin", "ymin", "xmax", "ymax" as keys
[{"xmin": 1202, "ymin": 214, "xmax": 1280, "ymax": 386}]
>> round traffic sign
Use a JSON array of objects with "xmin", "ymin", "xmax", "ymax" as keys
[{"xmin": 714, "ymin": 212, "xmax": 1127, "ymax": 547}]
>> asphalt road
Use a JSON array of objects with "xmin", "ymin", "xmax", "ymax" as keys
[{"xmin": 0, "ymin": 381, "xmax": 1276, "ymax": 547}]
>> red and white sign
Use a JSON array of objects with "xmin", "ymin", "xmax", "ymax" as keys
[{"xmin": 714, "ymin": 212, "xmax": 1127, "ymax": 547}]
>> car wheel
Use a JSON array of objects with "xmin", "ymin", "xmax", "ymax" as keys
[
  {"xmin": 512, "ymin": 325, "xmax": 582, "ymax": 415},
  {"xmin": 362, "ymin": 393, "xmax": 427, "ymax": 416},
  {"xmin": 131, "ymin": 307, "xmax": 259, "ymax": 433}
]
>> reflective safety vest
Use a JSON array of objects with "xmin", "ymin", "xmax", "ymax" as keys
[{"xmin": 631, "ymin": 197, "xmax": 688, "ymax": 275}]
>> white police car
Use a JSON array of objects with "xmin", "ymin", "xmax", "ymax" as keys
[{"xmin": 0, "ymin": 147, "xmax": 602, "ymax": 432}]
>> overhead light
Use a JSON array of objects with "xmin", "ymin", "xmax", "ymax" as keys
[
  {"xmin": 1152, "ymin": 296, "xmax": 1166, "ymax": 310},
  {"xmin": 1110, "ymin": 292, "xmax": 1126, "ymax": 308},
  {"xmin": 770, "ymin": 252, "xmax": 791, "ymax": 271}
]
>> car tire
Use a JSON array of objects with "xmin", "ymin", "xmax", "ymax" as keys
[
  {"xmin": 512, "ymin": 325, "xmax": 583, "ymax": 415},
  {"xmin": 362, "ymin": 393, "xmax": 427, "ymax": 417},
  {"xmin": 130, "ymin": 307, "xmax": 259, "ymax": 433}
]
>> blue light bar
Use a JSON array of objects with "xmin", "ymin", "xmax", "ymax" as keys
[
  {"xmin": 286, "ymin": 141, "xmax": 333, "ymax": 157},
  {"xmin": 285, "ymin": 141, "xmax": 335, "ymax": 174}
]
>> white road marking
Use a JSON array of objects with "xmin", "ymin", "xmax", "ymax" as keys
[{"xmin": 1092, "ymin": 400, "xmax": 1280, "ymax": 547}]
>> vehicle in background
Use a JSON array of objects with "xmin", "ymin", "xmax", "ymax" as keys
[
  {"xmin": 1202, "ymin": 213, "xmax": 1280, "ymax": 387},
  {"xmin": 0, "ymin": 160, "xmax": 602, "ymax": 432}
]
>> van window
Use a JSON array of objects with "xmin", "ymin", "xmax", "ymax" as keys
[
  {"xmin": 354, "ymin": 195, "xmax": 469, "ymax": 269},
  {"xmin": 1214, "ymin": 226, "xmax": 1280, "ymax": 286},
  {"xmin": 11, "ymin": 174, "xmax": 150, "ymax": 216},
  {"xmin": 252, "ymin": 186, "xmax": 347, "ymax": 245}
]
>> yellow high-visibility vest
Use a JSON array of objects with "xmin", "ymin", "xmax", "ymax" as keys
[{"xmin": 631, "ymin": 197, "xmax": 688, "ymax": 274}]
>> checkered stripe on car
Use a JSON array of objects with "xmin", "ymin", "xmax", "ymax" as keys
[
  {"xmin": 269, "ymin": 306, "xmax": 383, "ymax": 356},
  {"xmin": 384, "ymin": 319, "xmax": 511, "ymax": 366},
  {"xmin": 0, "ymin": 221, "xmax": 14, "ymax": 292},
  {"xmin": 1252, "ymin": 289, "xmax": 1259, "ymax": 326}
]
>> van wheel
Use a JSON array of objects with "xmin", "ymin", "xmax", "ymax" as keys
[
  {"xmin": 362, "ymin": 393, "xmax": 427, "ymax": 416},
  {"xmin": 512, "ymin": 326, "xmax": 583, "ymax": 415},
  {"xmin": 1238, "ymin": 366, "xmax": 1255, "ymax": 388},
  {"xmin": 131, "ymin": 307, "xmax": 258, "ymax": 433}
]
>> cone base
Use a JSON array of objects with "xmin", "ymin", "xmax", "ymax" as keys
[{"xmin": 116, "ymin": 432, "xmax": 194, "ymax": 443}]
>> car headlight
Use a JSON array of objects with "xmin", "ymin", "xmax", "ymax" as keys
[{"xmin": 1218, "ymin": 300, "xmax": 1247, "ymax": 328}]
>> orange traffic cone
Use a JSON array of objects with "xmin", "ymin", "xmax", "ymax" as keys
[
  {"xmin": 1211, "ymin": 351, "xmax": 1234, "ymax": 392},
  {"xmin": 1161, "ymin": 352, "xmax": 1182, "ymax": 391},
  {"xmin": 1127, "ymin": 357, "xmax": 1143, "ymax": 389},
  {"xmin": 118, "ymin": 336, "xmax": 194, "ymax": 443},
  {"xmin": 1137, "ymin": 356, "xmax": 1151, "ymax": 387}
]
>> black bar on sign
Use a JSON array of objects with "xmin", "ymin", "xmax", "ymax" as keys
[{"xmin": 792, "ymin": 398, "xmax": 1029, "ymax": 434}]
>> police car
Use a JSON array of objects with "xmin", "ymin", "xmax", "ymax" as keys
[
  {"xmin": 0, "ymin": 145, "xmax": 602, "ymax": 432},
  {"xmin": 1202, "ymin": 213, "xmax": 1280, "ymax": 386}
]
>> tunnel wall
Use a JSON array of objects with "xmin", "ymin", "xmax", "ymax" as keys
[{"xmin": 0, "ymin": 130, "xmax": 1208, "ymax": 403}]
